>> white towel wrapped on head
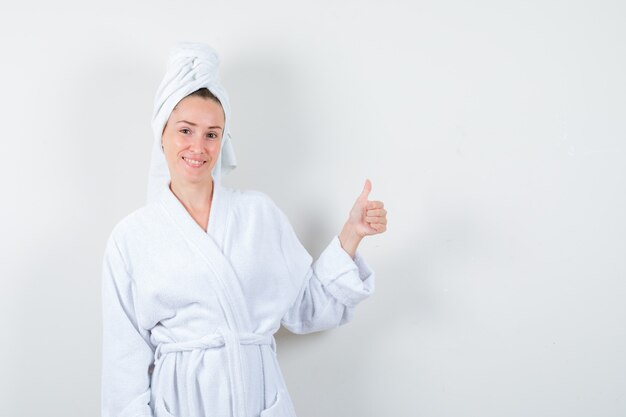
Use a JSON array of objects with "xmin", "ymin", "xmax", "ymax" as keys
[{"xmin": 146, "ymin": 41, "xmax": 237, "ymax": 204}]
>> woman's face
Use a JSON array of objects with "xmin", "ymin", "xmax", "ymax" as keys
[{"xmin": 161, "ymin": 95, "xmax": 225, "ymax": 188}]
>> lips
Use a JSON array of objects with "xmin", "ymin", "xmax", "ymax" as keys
[{"xmin": 182, "ymin": 156, "xmax": 206, "ymax": 168}]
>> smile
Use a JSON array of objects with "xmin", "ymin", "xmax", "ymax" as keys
[{"xmin": 182, "ymin": 156, "xmax": 206, "ymax": 168}]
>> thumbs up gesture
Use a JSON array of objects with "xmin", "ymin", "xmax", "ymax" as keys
[{"xmin": 338, "ymin": 179, "xmax": 387, "ymax": 257}]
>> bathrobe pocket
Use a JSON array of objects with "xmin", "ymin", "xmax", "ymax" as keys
[
  {"xmin": 260, "ymin": 390, "xmax": 289, "ymax": 417},
  {"xmin": 155, "ymin": 397, "xmax": 177, "ymax": 417}
]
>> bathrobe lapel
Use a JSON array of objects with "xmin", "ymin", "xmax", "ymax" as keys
[
  {"xmin": 158, "ymin": 181, "xmax": 264, "ymax": 417},
  {"xmin": 158, "ymin": 181, "xmax": 253, "ymax": 333}
]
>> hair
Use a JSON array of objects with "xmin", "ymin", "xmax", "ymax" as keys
[
  {"xmin": 163, "ymin": 88, "xmax": 225, "ymax": 136},
  {"xmin": 187, "ymin": 87, "xmax": 221, "ymax": 103},
  {"xmin": 187, "ymin": 87, "xmax": 225, "ymax": 123},
  {"xmin": 174, "ymin": 87, "xmax": 223, "ymax": 109}
]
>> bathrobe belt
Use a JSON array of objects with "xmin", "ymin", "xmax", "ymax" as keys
[{"xmin": 153, "ymin": 328, "xmax": 276, "ymax": 417}]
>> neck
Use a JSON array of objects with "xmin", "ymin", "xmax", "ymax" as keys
[{"xmin": 169, "ymin": 178, "xmax": 215, "ymax": 213}]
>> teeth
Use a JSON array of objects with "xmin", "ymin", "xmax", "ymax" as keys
[{"xmin": 183, "ymin": 157, "xmax": 204, "ymax": 166}]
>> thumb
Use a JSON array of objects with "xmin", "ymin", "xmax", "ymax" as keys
[{"xmin": 357, "ymin": 178, "xmax": 372, "ymax": 202}]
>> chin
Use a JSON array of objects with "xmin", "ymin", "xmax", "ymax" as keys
[{"xmin": 179, "ymin": 170, "xmax": 213, "ymax": 184}]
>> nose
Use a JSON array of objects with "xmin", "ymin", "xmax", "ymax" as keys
[{"xmin": 188, "ymin": 132, "xmax": 204, "ymax": 153}]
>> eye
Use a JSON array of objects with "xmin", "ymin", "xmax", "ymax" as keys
[
  {"xmin": 180, "ymin": 128, "xmax": 191, "ymax": 134},
  {"xmin": 207, "ymin": 132, "xmax": 219, "ymax": 139}
]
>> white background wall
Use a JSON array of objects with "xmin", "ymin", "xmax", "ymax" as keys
[{"xmin": 1, "ymin": 1, "xmax": 624, "ymax": 416}]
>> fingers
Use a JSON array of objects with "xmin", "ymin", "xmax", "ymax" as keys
[
  {"xmin": 367, "ymin": 200, "xmax": 384, "ymax": 210},
  {"xmin": 365, "ymin": 203, "xmax": 386, "ymax": 223},
  {"xmin": 365, "ymin": 216, "xmax": 387, "ymax": 224},
  {"xmin": 369, "ymin": 222, "xmax": 387, "ymax": 233},
  {"xmin": 364, "ymin": 200, "xmax": 387, "ymax": 233},
  {"xmin": 366, "ymin": 208, "xmax": 387, "ymax": 217}
]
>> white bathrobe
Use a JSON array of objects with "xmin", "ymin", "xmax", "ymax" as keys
[{"xmin": 101, "ymin": 180, "xmax": 375, "ymax": 417}]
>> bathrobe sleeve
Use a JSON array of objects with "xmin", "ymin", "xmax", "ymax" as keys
[
  {"xmin": 276, "ymin": 206, "xmax": 375, "ymax": 334},
  {"xmin": 101, "ymin": 233, "xmax": 155, "ymax": 417}
]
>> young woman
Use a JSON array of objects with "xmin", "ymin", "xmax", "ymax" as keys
[{"xmin": 101, "ymin": 42, "xmax": 387, "ymax": 417}]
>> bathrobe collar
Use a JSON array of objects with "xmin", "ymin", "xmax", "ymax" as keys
[
  {"xmin": 157, "ymin": 177, "xmax": 253, "ymax": 331},
  {"xmin": 158, "ymin": 177, "xmax": 231, "ymax": 249}
]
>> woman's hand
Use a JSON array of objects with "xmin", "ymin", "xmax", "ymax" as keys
[{"xmin": 338, "ymin": 179, "xmax": 387, "ymax": 258}]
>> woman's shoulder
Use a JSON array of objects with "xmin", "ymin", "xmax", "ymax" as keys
[
  {"xmin": 223, "ymin": 185, "xmax": 288, "ymax": 222},
  {"xmin": 226, "ymin": 185, "xmax": 279, "ymax": 210},
  {"xmin": 106, "ymin": 201, "xmax": 163, "ymax": 246}
]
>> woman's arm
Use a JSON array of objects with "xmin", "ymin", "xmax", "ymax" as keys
[
  {"xmin": 280, "ymin": 233, "xmax": 375, "ymax": 334},
  {"xmin": 101, "ymin": 234, "xmax": 155, "ymax": 417},
  {"xmin": 275, "ymin": 179, "xmax": 386, "ymax": 334}
]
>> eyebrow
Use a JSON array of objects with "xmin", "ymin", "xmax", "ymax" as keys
[{"xmin": 176, "ymin": 120, "xmax": 223, "ymax": 130}]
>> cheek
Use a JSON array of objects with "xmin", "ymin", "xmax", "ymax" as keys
[
  {"xmin": 162, "ymin": 133, "xmax": 177, "ymax": 149},
  {"xmin": 163, "ymin": 137, "xmax": 182, "ymax": 161},
  {"xmin": 171, "ymin": 135, "xmax": 187, "ymax": 149},
  {"xmin": 208, "ymin": 141, "xmax": 222, "ymax": 155}
]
